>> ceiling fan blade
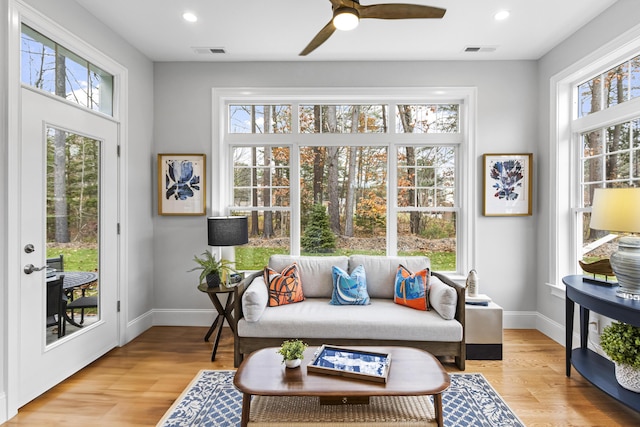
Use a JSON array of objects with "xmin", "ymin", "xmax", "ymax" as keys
[
  {"xmin": 358, "ymin": 4, "xmax": 446, "ymax": 20},
  {"xmin": 300, "ymin": 20, "xmax": 336, "ymax": 56}
]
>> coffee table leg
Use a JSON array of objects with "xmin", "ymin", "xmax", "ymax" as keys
[
  {"xmin": 241, "ymin": 392, "xmax": 251, "ymax": 427},
  {"xmin": 433, "ymin": 393, "xmax": 443, "ymax": 427}
]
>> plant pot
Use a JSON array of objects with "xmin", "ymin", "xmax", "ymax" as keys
[
  {"xmin": 284, "ymin": 358, "xmax": 301, "ymax": 369},
  {"xmin": 206, "ymin": 273, "xmax": 221, "ymax": 288},
  {"xmin": 614, "ymin": 362, "xmax": 640, "ymax": 393}
]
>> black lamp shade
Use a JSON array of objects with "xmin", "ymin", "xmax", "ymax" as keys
[{"xmin": 207, "ymin": 216, "xmax": 249, "ymax": 246}]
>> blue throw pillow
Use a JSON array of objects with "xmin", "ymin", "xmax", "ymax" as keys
[{"xmin": 330, "ymin": 265, "xmax": 370, "ymax": 305}]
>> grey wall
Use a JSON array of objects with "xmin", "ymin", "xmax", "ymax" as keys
[
  {"xmin": 153, "ymin": 60, "xmax": 539, "ymax": 318},
  {"xmin": 536, "ymin": 0, "xmax": 640, "ymax": 334}
]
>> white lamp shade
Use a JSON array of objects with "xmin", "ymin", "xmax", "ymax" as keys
[
  {"xmin": 590, "ymin": 188, "xmax": 640, "ymax": 233},
  {"xmin": 333, "ymin": 8, "xmax": 359, "ymax": 31}
]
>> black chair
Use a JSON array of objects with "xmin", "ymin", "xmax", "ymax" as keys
[
  {"xmin": 66, "ymin": 292, "xmax": 98, "ymax": 325},
  {"xmin": 46, "ymin": 275, "xmax": 66, "ymax": 338},
  {"xmin": 46, "ymin": 254, "xmax": 64, "ymax": 275}
]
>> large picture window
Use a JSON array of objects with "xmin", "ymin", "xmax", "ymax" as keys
[{"xmin": 217, "ymin": 89, "xmax": 472, "ymax": 274}]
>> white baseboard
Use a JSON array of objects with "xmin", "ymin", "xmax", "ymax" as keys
[
  {"xmin": 152, "ymin": 309, "xmax": 217, "ymax": 327},
  {"xmin": 503, "ymin": 310, "xmax": 537, "ymax": 329},
  {"xmin": 123, "ymin": 310, "xmax": 154, "ymax": 344},
  {"xmin": 0, "ymin": 392, "xmax": 8, "ymax": 424}
]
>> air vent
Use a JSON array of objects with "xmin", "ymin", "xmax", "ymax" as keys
[
  {"xmin": 193, "ymin": 47, "xmax": 227, "ymax": 55},
  {"xmin": 464, "ymin": 46, "xmax": 497, "ymax": 53}
]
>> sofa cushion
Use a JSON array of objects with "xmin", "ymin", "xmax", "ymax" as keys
[
  {"xmin": 242, "ymin": 276, "xmax": 269, "ymax": 322},
  {"xmin": 330, "ymin": 265, "xmax": 370, "ymax": 305},
  {"xmin": 349, "ymin": 255, "xmax": 430, "ymax": 299},
  {"xmin": 238, "ymin": 298, "xmax": 462, "ymax": 342},
  {"xmin": 394, "ymin": 264, "xmax": 429, "ymax": 311},
  {"xmin": 264, "ymin": 263, "xmax": 305, "ymax": 307},
  {"xmin": 428, "ymin": 275, "xmax": 457, "ymax": 320},
  {"xmin": 269, "ymin": 255, "xmax": 348, "ymax": 298}
]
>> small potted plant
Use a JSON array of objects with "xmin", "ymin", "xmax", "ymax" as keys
[
  {"xmin": 600, "ymin": 321, "xmax": 640, "ymax": 392},
  {"xmin": 277, "ymin": 339, "xmax": 308, "ymax": 368},
  {"xmin": 188, "ymin": 250, "xmax": 237, "ymax": 288}
]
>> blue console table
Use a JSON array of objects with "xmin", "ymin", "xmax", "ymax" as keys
[{"xmin": 564, "ymin": 275, "xmax": 640, "ymax": 412}]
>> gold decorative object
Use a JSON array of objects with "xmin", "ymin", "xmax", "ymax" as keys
[{"xmin": 578, "ymin": 259, "xmax": 614, "ymax": 277}]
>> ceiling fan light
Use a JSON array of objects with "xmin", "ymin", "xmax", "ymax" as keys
[{"xmin": 333, "ymin": 7, "xmax": 359, "ymax": 31}]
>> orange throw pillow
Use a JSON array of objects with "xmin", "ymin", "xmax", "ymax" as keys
[
  {"xmin": 264, "ymin": 263, "xmax": 305, "ymax": 307},
  {"xmin": 394, "ymin": 264, "xmax": 429, "ymax": 311}
]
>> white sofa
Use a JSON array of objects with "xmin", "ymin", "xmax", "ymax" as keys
[{"xmin": 232, "ymin": 255, "xmax": 466, "ymax": 370}]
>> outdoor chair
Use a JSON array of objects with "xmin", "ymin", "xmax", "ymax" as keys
[{"xmin": 46, "ymin": 275, "xmax": 66, "ymax": 338}]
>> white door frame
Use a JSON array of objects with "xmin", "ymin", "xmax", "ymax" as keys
[{"xmin": 4, "ymin": 0, "xmax": 128, "ymax": 420}]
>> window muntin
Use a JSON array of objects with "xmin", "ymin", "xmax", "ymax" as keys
[
  {"xmin": 229, "ymin": 105, "xmax": 292, "ymax": 134},
  {"xmin": 397, "ymin": 146, "xmax": 455, "ymax": 208},
  {"xmin": 20, "ymin": 24, "xmax": 113, "ymax": 116},
  {"xmin": 577, "ymin": 53, "xmax": 640, "ymax": 118},
  {"xmin": 299, "ymin": 105, "xmax": 388, "ymax": 133},
  {"xmin": 578, "ymin": 117, "xmax": 640, "ymax": 267},
  {"xmin": 396, "ymin": 146, "xmax": 457, "ymax": 269},
  {"xmin": 232, "ymin": 146, "xmax": 290, "ymax": 208}
]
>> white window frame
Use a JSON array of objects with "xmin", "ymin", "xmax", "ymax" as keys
[
  {"xmin": 549, "ymin": 25, "xmax": 640, "ymax": 295},
  {"xmin": 212, "ymin": 87, "xmax": 476, "ymax": 277}
]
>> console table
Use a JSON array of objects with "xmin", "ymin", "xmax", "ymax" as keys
[{"xmin": 563, "ymin": 275, "xmax": 640, "ymax": 412}]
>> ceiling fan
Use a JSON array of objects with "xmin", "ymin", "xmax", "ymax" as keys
[{"xmin": 300, "ymin": 0, "xmax": 446, "ymax": 56}]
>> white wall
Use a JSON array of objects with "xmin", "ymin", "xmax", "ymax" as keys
[
  {"xmin": 153, "ymin": 60, "xmax": 539, "ymax": 326},
  {"xmin": 536, "ymin": 0, "xmax": 640, "ymax": 343}
]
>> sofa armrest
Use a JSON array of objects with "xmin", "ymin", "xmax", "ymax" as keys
[{"xmin": 431, "ymin": 271, "xmax": 466, "ymax": 332}]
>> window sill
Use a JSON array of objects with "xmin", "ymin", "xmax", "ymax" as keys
[{"xmin": 545, "ymin": 282, "xmax": 566, "ymax": 300}]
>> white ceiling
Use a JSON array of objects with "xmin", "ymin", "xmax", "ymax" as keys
[{"xmin": 73, "ymin": 0, "xmax": 618, "ymax": 62}]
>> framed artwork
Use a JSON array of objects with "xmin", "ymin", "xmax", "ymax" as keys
[
  {"xmin": 483, "ymin": 153, "xmax": 533, "ymax": 216},
  {"xmin": 157, "ymin": 153, "xmax": 206, "ymax": 216}
]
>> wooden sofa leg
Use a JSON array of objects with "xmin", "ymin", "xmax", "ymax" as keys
[{"xmin": 455, "ymin": 356, "xmax": 465, "ymax": 370}]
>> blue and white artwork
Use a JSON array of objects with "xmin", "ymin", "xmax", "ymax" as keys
[
  {"xmin": 484, "ymin": 153, "xmax": 531, "ymax": 216},
  {"xmin": 165, "ymin": 160, "xmax": 201, "ymax": 201},
  {"xmin": 159, "ymin": 154, "xmax": 205, "ymax": 215}
]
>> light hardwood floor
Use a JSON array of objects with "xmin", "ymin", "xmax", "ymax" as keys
[{"xmin": 3, "ymin": 328, "xmax": 640, "ymax": 426}]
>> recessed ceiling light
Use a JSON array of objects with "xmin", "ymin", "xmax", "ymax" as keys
[
  {"xmin": 494, "ymin": 10, "xmax": 510, "ymax": 21},
  {"xmin": 182, "ymin": 12, "xmax": 198, "ymax": 23}
]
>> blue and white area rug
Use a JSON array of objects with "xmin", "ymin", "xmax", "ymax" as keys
[{"xmin": 157, "ymin": 370, "xmax": 525, "ymax": 427}]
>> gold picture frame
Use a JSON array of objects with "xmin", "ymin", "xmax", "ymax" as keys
[
  {"xmin": 157, "ymin": 153, "xmax": 206, "ymax": 216},
  {"xmin": 483, "ymin": 153, "xmax": 533, "ymax": 216}
]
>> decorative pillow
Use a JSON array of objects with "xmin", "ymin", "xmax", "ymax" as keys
[
  {"xmin": 428, "ymin": 276, "xmax": 457, "ymax": 320},
  {"xmin": 264, "ymin": 263, "xmax": 305, "ymax": 307},
  {"xmin": 242, "ymin": 275, "xmax": 269, "ymax": 322},
  {"xmin": 330, "ymin": 265, "xmax": 370, "ymax": 305},
  {"xmin": 394, "ymin": 264, "xmax": 429, "ymax": 311}
]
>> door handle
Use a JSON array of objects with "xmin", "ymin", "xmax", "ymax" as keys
[{"xmin": 24, "ymin": 264, "xmax": 46, "ymax": 274}]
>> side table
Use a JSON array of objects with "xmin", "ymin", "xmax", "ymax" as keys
[{"xmin": 198, "ymin": 282, "xmax": 236, "ymax": 362}]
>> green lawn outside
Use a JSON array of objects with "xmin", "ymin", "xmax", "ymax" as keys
[
  {"xmin": 46, "ymin": 247, "xmax": 98, "ymax": 271},
  {"xmin": 236, "ymin": 247, "xmax": 456, "ymax": 272}
]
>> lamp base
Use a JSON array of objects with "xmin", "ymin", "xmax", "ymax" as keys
[{"xmin": 610, "ymin": 236, "xmax": 640, "ymax": 299}]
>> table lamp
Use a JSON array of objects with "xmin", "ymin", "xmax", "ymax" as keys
[
  {"xmin": 207, "ymin": 216, "xmax": 249, "ymax": 285},
  {"xmin": 589, "ymin": 188, "xmax": 640, "ymax": 299}
]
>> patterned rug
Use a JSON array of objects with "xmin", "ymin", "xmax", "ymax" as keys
[{"xmin": 157, "ymin": 370, "xmax": 525, "ymax": 427}]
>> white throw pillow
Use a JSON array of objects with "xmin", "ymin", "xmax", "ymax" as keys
[
  {"xmin": 428, "ymin": 276, "xmax": 457, "ymax": 320},
  {"xmin": 242, "ymin": 276, "xmax": 269, "ymax": 322}
]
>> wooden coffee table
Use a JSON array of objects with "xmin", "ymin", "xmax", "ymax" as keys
[{"xmin": 234, "ymin": 346, "xmax": 450, "ymax": 427}]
